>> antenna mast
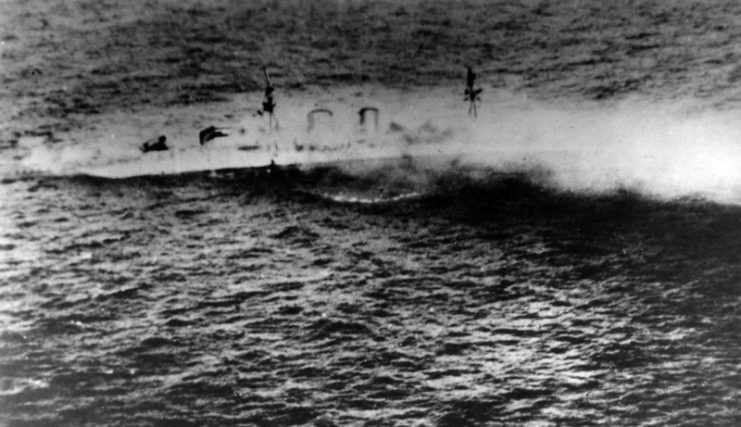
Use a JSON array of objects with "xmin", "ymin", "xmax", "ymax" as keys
[
  {"xmin": 464, "ymin": 67, "xmax": 482, "ymax": 118},
  {"xmin": 262, "ymin": 66, "xmax": 278, "ymax": 131}
]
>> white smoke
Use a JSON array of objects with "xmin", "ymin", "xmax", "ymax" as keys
[
  {"xmin": 10, "ymin": 87, "xmax": 741, "ymax": 204},
  {"xmin": 459, "ymin": 97, "xmax": 741, "ymax": 203},
  {"xmin": 311, "ymin": 89, "xmax": 741, "ymax": 204}
]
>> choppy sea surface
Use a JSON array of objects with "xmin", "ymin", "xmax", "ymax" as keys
[
  {"xmin": 3, "ymin": 0, "xmax": 741, "ymax": 426},
  {"xmin": 2, "ymin": 167, "xmax": 741, "ymax": 427}
]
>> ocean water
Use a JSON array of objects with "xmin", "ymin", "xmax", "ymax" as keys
[
  {"xmin": 2, "ymin": 167, "xmax": 741, "ymax": 426},
  {"xmin": 3, "ymin": 0, "xmax": 741, "ymax": 426}
]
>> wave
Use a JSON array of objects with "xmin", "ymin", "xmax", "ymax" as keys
[{"xmin": 0, "ymin": 377, "xmax": 49, "ymax": 397}]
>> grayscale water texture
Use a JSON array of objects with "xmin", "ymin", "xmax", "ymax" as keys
[{"xmin": 1, "ymin": 1, "xmax": 741, "ymax": 426}]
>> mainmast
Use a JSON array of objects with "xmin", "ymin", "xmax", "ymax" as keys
[
  {"xmin": 262, "ymin": 66, "xmax": 278, "ymax": 131},
  {"xmin": 465, "ymin": 67, "xmax": 482, "ymax": 118}
]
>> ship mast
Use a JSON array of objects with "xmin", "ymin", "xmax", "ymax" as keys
[
  {"xmin": 465, "ymin": 67, "xmax": 482, "ymax": 118},
  {"xmin": 262, "ymin": 66, "xmax": 278, "ymax": 131}
]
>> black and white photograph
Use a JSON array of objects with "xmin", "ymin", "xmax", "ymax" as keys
[{"xmin": 1, "ymin": 0, "xmax": 741, "ymax": 425}]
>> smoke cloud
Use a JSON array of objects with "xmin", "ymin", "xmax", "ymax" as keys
[{"xmin": 14, "ymin": 88, "xmax": 741, "ymax": 204}]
